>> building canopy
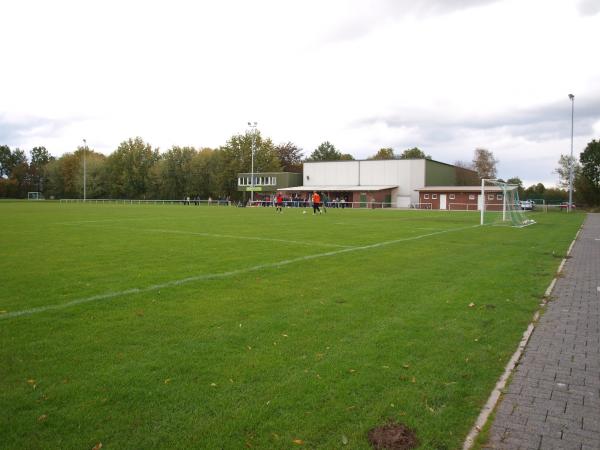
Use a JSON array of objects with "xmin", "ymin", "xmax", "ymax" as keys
[{"xmin": 278, "ymin": 185, "xmax": 397, "ymax": 192}]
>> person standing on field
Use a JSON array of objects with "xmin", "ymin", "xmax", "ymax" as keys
[
  {"xmin": 312, "ymin": 191, "xmax": 321, "ymax": 215},
  {"xmin": 276, "ymin": 193, "xmax": 284, "ymax": 213}
]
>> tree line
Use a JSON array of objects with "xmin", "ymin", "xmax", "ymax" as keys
[{"xmin": 1, "ymin": 134, "xmax": 599, "ymax": 206}]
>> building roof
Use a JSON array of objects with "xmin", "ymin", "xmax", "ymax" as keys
[
  {"xmin": 278, "ymin": 185, "xmax": 397, "ymax": 192},
  {"xmin": 416, "ymin": 186, "xmax": 505, "ymax": 192}
]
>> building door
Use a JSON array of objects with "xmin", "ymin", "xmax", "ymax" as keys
[{"xmin": 440, "ymin": 194, "xmax": 447, "ymax": 210}]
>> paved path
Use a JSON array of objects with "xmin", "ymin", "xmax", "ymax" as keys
[{"xmin": 485, "ymin": 214, "xmax": 600, "ymax": 449}]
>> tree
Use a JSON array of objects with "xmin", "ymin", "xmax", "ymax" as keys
[
  {"xmin": 218, "ymin": 131, "xmax": 281, "ymax": 199},
  {"xmin": 306, "ymin": 141, "xmax": 344, "ymax": 161},
  {"xmin": 554, "ymin": 154, "xmax": 581, "ymax": 189},
  {"xmin": 0, "ymin": 145, "xmax": 12, "ymax": 178},
  {"xmin": 399, "ymin": 147, "xmax": 431, "ymax": 159},
  {"xmin": 472, "ymin": 148, "xmax": 498, "ymax": 179},
  {"xmin": 579, "ymin": 139, "xmax": 600, "ymax": 189},
  {"xmin": 275, "ymin": 142, "xmax": 303, "ymax": 172},
  {"xmin": 107, "ymin": 137, "xmax": 160, "ymax": 199},
  {"xmin": 369, "ymin": 148, "xmax": 395, "ymax": 160},
  {"xmin": 157, "ymin": 146, "xmax": 197, "ymax": 199},
  {"xmin": 576, "ymin": 139, "xmax": 600, "ymax": 206},
  {"xmin": 29, "ymin": 146, "xmax": 54, "ymax": 192},
  {"xmin": 506, "ymin": 177, "xmax": 524, "ymax": 199}
]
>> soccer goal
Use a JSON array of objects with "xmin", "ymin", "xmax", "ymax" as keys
[
  {"xmin": 480, "ymin": 179, "xmax": 535, "ymax": 227},
  {"xmin": 27, "ymin": 192, "xmax": 44, "ymax": 200}
]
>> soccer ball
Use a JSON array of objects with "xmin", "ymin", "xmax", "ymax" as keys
[{"xmin": 303, "ymin": 210, "xmax": 307, "ymax": 214}]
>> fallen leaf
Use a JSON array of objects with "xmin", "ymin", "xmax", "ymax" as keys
[
  {"xmin": 37, "ymin": 414, "xmax": 47, "ymax": 422},
  {"xmin": 292, "ymin": 439, "xmax": 304, "ymax": 445},
  {"xmin": 468, "ymin": 302, "xmax": 476, "ymax": 308},
  {"xmin": 27, "ymin": 379, "xmax": 36, "ymax": 385},
  {"xmin": 91, "ymin": 443, "xmax": 103, "ymax": 450},
  {"xmin": 210, "ymin": 383, "xmax": 217, "ymax": 387},
  {"xmin": 282, "ymin": 334, "xmax": 288, "ymax": 338},
  {"xmin": 341, "ymin": 434, "xmax": 349, "ymax": 445},
  {"xmin": 411, "ymin": 377, "xmax": 416, "ymax": 383},
  {"xmin": 164, "ymin": 378, "xmax": 171, "ymax": 384},
  {"xmin": 402, "ymin": 364, "xmax": 410, "ymax": 369}
]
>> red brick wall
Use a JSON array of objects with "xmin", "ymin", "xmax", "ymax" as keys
[{"xmin": 418, "ymin": 191, "xmax": 505, "ymax": 210}]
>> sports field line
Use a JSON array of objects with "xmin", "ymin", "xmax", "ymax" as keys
[
  {"xmin": 58, "ymin": 221, "xmax": 354, "ymax": 248},
  {"xmin": 110, "ymin": 226, "xmax": 355, "ymax": 249},
  {"xmin": 0, "ymin": 224, "xmax": 479, "ymax": 320},
  {"xmin": 54, "ymin": 218, "xmax": 147, "ymax": 225}
]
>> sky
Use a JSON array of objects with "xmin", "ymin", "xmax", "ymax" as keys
[{"xmin": 1, "ymin": 0, "xmax": 599, "ymax": 187}]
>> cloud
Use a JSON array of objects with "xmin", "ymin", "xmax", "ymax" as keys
[
  {"xmin": 578, "ymin": 0, "xmax": 600, "ymax": 15},
  {"xmin": 324, "ymin": 0, "xmax": 501, "ymax": 42},
  {"xmin": 353, "ymin": 94, "xmax": 600, "ymax": 146},
  {"xmin": 0, "ymin": 115, "xmax": 77, "ymax": 151}
]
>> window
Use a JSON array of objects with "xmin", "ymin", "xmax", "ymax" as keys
[
  {"xmin": 272, "ymin": 177, "xmax": 277, "ymax": 185},
  {"xmin": 497, "ymin": 194, "xmax": 503, "ymax": 200},
  {"xmin": 449, "ymin": 194, "xmax": 455, "ymax": 200},
  {"xmin": 238, "ymin": 177, "xmax": 243, "ymax": 186},
  {"xmin": 432, "ymin": 194, "xmax": 438, "ymax": 199},
  {"xmin": 488, "ymin": 194, "xmax": 494, "ymax": 200},
  {"xmin": 424, "ymin": 194, "xmax": 429, "ymax": 199},
  {"xmin": 468, "ymin": 194, "xmax": 475, "ymax": 200}
]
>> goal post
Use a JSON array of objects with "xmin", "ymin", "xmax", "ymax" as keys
[{"xmin": 480, "ymin": 179, "xmax": 535, "ymax": 227}]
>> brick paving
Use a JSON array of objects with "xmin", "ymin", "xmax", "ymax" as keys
[{"xmin": 485, "ymin": 214, "xmax": 600, "ymax": 449}]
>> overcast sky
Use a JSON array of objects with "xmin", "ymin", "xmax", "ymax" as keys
[{"xmin": 1, "ymin": 0, "xmax": 599, "ymax": 186}]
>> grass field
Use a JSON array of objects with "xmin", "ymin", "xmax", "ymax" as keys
[{"xmin": 0, "ymin": 202, "xmax": 585, "ymax": 449}]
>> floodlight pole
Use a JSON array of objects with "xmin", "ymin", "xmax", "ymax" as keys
[
  {"xmin": 568, "ymin": 94, "xmax": 575, "ymax": 213},
  {"xmin": 248, "ymin": 121, "xmax": 257, "ymax": 204},
  {"xmin": 83, "ymin": 138, "xmax": 87, "ymax": 202}
]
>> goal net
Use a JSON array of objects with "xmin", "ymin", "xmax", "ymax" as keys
[{"xmin": 480, "ymin": 180, "xmax": 535, "ymax": 227}]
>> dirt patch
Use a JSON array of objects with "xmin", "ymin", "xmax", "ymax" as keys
[{"xmin": 367, "ymin": 422, "xmax": 419, "ymax": 449}]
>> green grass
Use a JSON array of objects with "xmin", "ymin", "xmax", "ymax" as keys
[{"xmin": 0, "ymin": 202, "xmax": 584, "ymax": 449}]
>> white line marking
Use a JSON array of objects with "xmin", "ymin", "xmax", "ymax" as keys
[
  {"xmin": 55, "ymin": 218, "xmax": 145, "ymax": 225},
  {"xmin": 1, "ymin": 224, "xmax": 479, "ymax": 320},
  {"xmin": 60, "ymin": 223, "xmax": 354, "ymax": 249},
  {"xmin": 142, "ymin": 228, "xmax": 355, "ymax": 249}
]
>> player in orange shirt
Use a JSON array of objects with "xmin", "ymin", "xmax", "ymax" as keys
[{"xmin": 312, "ymin": 191, "xmax": 321, "ymax": 215}]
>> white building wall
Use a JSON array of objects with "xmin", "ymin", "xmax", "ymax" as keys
[
  {"xmin": 303, "ymin": 161, "xmax": 359, "ymax": 186},
  {"xmin": 303, "ymin": 160, "xmax": 426, "ymax": 207}
]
